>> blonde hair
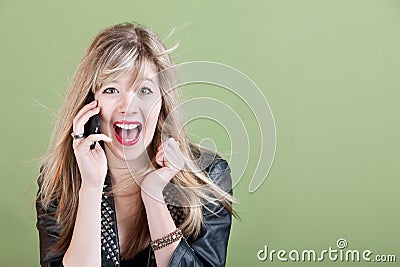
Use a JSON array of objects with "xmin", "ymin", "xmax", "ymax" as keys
[{"xmin": 37, "ymin": 22, "xmax": 235, "ymax": 259}]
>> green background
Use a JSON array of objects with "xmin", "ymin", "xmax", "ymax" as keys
[{"xmin": 1, "ymin": 0, "xmax": 399, "ymax": 266}]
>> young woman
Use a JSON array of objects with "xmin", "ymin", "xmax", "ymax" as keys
[{"xmin": 36, "ymin": 22, "xmax": 235, "ymax": 267}]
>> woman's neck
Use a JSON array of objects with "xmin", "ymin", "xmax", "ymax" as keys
[{"xmin": 104, "ymin": 145, "xmax": 153, "ymax": 196}]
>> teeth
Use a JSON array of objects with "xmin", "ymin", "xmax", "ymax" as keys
[{"xmin": 115, "ymin": 123, "xmax": 139, "ymax": 130}]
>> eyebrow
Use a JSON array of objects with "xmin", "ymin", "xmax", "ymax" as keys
[
  {"xmin": 107, "ymin": 78, "xmax": 157, "ymax": 86},
  {"xmin": 143, "ymin": 78, "xmax": 157, "ymax": 86}
]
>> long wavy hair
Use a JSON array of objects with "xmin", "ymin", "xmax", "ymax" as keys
[{"xmin": 37, "ymin": 22, "xmax": 235, "ymax": 259}]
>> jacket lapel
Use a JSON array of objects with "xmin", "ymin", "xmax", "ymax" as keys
[{"xmin": 101, "ymin": 174, "xmax": 121, "ymax": 266}]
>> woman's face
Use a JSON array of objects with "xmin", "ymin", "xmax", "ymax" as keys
[{"xmin": 95, "ymin": 64, "xmax": 162, "ymax": 163}]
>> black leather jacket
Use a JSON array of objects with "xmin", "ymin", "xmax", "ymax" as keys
[{"xmin": 36, "ymin": 153, "xmax": 233, "ymax": 267}]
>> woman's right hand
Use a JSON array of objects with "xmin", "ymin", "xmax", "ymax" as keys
[{"xmin": 72, "ymin": 100, "xmax": 112, "ymax": 189}]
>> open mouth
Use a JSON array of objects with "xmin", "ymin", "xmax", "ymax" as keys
[{"xmin": 113, "ymin": 120, "xmax": 142, "ymax": 146}]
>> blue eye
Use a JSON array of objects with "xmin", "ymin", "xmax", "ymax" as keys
[
  {"xmin": 102, "ymin": 87, "xmax": 118, "ymax": 94},
  {"xmin": 140, "ymin": 87, "xmax": 153, "ymax": 95}
]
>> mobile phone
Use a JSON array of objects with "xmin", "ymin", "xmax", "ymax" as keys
[{"xmin": 84, "ymin": 93, "xmax": 101, "ymax": 150}]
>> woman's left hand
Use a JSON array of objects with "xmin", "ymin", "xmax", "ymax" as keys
[{"xmin": 140, "ymin": 138, "xmax": 184, "ymax": 200}]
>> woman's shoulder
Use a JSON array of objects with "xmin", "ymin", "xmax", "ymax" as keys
[
  {"xmin": 36, "ymin": 164, "xmax": 59, "ymax": 214},
  {"xmin": 192, "ymin": 149, "xmax": 232, "ymax": 193}
]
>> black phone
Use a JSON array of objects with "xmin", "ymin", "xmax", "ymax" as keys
[{"xmin": 84, "ymin": 93, "xmax": 101, "ymax": 150}]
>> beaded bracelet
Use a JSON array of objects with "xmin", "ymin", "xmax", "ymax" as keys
[{"xmin": 150, "ymin": 228, "xmax": 183, "ymax": 251}]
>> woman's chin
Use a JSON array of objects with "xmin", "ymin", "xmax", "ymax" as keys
[{"xmin": 122, "ymin": 145, "xmax": 152, "ymax": 163}]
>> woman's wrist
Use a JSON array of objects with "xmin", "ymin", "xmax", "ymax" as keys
[
  {"xmin": 141, "ymin": 187, "xmax": 164, "ymax": 204},
  {"xmin": 79, "ymin": 175, "xmax": 105, "ymax": 191},
  {"xmin": 79, "ymin": 183, "xmax": 104, "ymax": 196}
]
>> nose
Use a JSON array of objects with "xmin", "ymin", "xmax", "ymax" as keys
[{"xmin": 118, "ymin": 91, "xmax": 139, "ymax": 114}]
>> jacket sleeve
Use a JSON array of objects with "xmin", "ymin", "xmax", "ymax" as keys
[
  {"xmin": 36, "ymin": 167, "xmax": 65, "ymax": 267},
  {"xmin": 167, "ymin": 156, "xmax": 233, "ymax": 267}
]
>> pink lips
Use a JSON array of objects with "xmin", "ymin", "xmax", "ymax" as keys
[{"xmin": 113, "ymin": 120, "xmax": 142, "ymax": 146}]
